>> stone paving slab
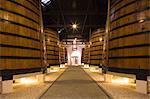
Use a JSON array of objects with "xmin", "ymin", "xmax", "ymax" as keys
[
  {"xmin": 40, "ymin": 66, "xmax": 110, "ymax": 99},
  {"xmin": 83, "ymin": 68, "xmax": 150, "ymax": 99}
]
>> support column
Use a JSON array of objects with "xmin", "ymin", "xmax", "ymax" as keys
[
  {"xmin": 104, "ymin": 74, "xmax": 113, "ymax": 83},
  {"xmin": 136, "ymin": 80, "xmax": 148, "ymax": 94},
  {"xmin": 0, "ymin": 80, "xmax": 13, "ymax": 94},
  {"xmin": 36, "ymin": 74, "xmax": 45, "ymax": 83},
  {"xmin": 136, "ymin": 70, "xmax": 149, "ymax": 94}
]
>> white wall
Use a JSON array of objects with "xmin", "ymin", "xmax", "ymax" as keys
[{"xmin": 67, "ymin": 44, "xmax": 85, "ymax": 65}]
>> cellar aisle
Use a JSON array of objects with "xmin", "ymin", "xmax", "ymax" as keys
[
  {"xmin": 40, "ymin": 66, "xmax": 110, "ymax": 99},
  {"xmin": 83, "ymin": 69, "xmax": 150, "ymax": 99}
]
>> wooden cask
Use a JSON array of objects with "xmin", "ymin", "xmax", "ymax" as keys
[
  {"xmin": 64, "ymin": 48, "xmax": 67, "ymax": 63},
  {"xmin": 109, "ymin": 0, "xmax": 150, "ymax": 79},
  {"xmin": 0, "ymin": 0, "xmax": 42, "ymax": 80},
  {"xmin": 44, "ymin": 29, "xmax": 59, "ymax": 67},
  {"xmin": 59, "ymin": 42, "xmax": 66, "ymax": 64},
  {"xmin": 90, "ymin": 29, "xmax": 105, "ymax": 66},
  {"xmin": 81, "ymin": 48, "xmax": 85, "ymax": 63},
  {"xmin": 82, "ymin": 42, "xmax": 90, "ymax": 64}
]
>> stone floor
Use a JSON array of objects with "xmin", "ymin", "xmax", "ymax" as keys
[
  {"xmin": 0, "ymin": 68, "xmax": 66, "ymax": 99},
  {"xmin": 40, "ymin": 66, "xmax": 110, "ymax": 99},
  {"xmin": 83, "ymin": 68, "xmax": 150, "ymax": 99},
  {"xmin": 1, "ymin": 66, "xmax": 148, "ymax": 99}
]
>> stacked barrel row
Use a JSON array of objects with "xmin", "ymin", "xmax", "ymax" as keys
[
  {"xmin": 0, "ymin": 0, "xmax": 43, "ymax": 80},
  {"xmin": 90, "ymin": 29, "xmax": 105, "ymax": 66},
  {"xmin": 81, "ymin": 48, "xmax": 85, "ymax": 63},
  {"xmin": 44, "ymin": 29, "xmax": 60, "ymax": 67},
  {"xmin": 82, "ymin": 42, "xmax": 90, "ymax": 64},
  {"xmin": 109, "ymin": 0, "xmax": 150, "ymax": 79},
  {"xmin": 59, "ymin": 42, "xmax": 66, "ymax": 64},
  {"xmin": 64, "ymin": 48, "xmax": 67, "ymax": 63}
]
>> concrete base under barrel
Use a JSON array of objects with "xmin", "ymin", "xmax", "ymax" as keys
[
  {"xmin": 0, "ymin": 72, "xmax": 45, "ymax": 94},
  {"xmin": 136, "ymin": 80, "xmax": 148, "ymax": 94},
  {"xmin": 0, "ymin": 79, "xmax": 13, "ymax": 94},
  {"xmin": 82, "ymin": 64, "xmax": 90, "ymax": 69},
  {"xmin": 89, "ymin": 65, "xmax": 102, "ymax": 73},
  {"xmin": 47, "ymin": 65, "xmax": 60, "ymax": 73},
  {"xmin": 104, "ymin": 72, "xmax": 149, "ymax": 94}
]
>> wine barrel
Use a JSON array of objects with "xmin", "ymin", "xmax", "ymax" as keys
[
  {"xmin": 44, "ymin": 29, "xmax": 59, "ymax": 67},
  {"xmin": 0, "ymin": 0, "xmax": 42, "ymax": 80},
  {"xmin": 59, "ymin": 42, "xmax": 65, "ymax": 64},
  {"xmin": 109, "ymin": 0, "xmax": 150, "ymax": 79},
  {"xmin": 82, "ymin": 42, "xmax": 90, "ymax": 64},
  {"xmin": 64, "ymin": 48, "xmax": 67, "ymax": 63},
  {"xmin": 90, "ymin": 29, "xmax": 105, "ymax": 66},
  {"xmin": 81, "ymin": 48, "xmax": 85, "ymax": 63}
]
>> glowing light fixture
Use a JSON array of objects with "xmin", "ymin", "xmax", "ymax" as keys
[
  {"xmin": 58, "ymin": 30, "xmax": 61, "ymax": 33},
  {"xmin": 112, "ymin": 78, "xmax": 129, "ymax": 84},
  {"xmin": 139, "ymin": 19, "xmax": 145, "ymax": 23},
  {"xmin": 84, "ymin": 64, "xmax": 89, "ymax": 68},
  {"xmin": 99, "ymin": 37, "xmax": 103, "ymax": 42},
  {"xmin": 49, "ymin": 66, "xmax": 60, "ymax": 72},
  {"xmin": 72, "ymin": 24, "xmax": 77, "ymax": 29},
  {"xmin": 60, "ymin": 64, "xmax": 65, "ymax": 68},
  {"xmin": 42, "ymin": 0, "xmax": 51, "ymax": 4},
  {"xmin": 20, "ymin": 78, "xmax": 38, "ymax": 84}
]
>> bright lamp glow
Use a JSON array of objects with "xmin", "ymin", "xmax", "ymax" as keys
[
  {"xmin": 139, "ymin": 19, "xmax": 145, "ymax": 23},
  {"xmin": 60, "ymin": 64, "xmax": 65, "ymax": 68},
  {"xmin": 42, "ymin": 0, "xmax": 50, "ymax": 4},
  {"xmin": 84, "ymin": 64, "xmax": 89, "ymax": 68},
  {"xmin": 112, "ymin": 78, "xmax": 129, "ymax": 84},
  {"xmin": 72, "ymin": 24, "xmax": 77, "ymax": 29},
  {"xmin": 99, "ymin": 37, "xmax": 103, "ymax": 41},
  {"xmin": 20, "ymin": 78, "xmax": 38, "ymax": 84}
]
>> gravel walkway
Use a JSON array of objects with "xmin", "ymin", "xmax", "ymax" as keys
[{"xmin": 40, "ymin": 66, "xmax": 110, "ymax": 99}]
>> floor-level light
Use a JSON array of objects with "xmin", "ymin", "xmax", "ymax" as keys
[
  {"xmin": 112, "ymin": 77, "xmax": 129, "ymax": 84},
  {"xmin": 20, "ymin": 78, "xmax": 38, "ymax": 85}
]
